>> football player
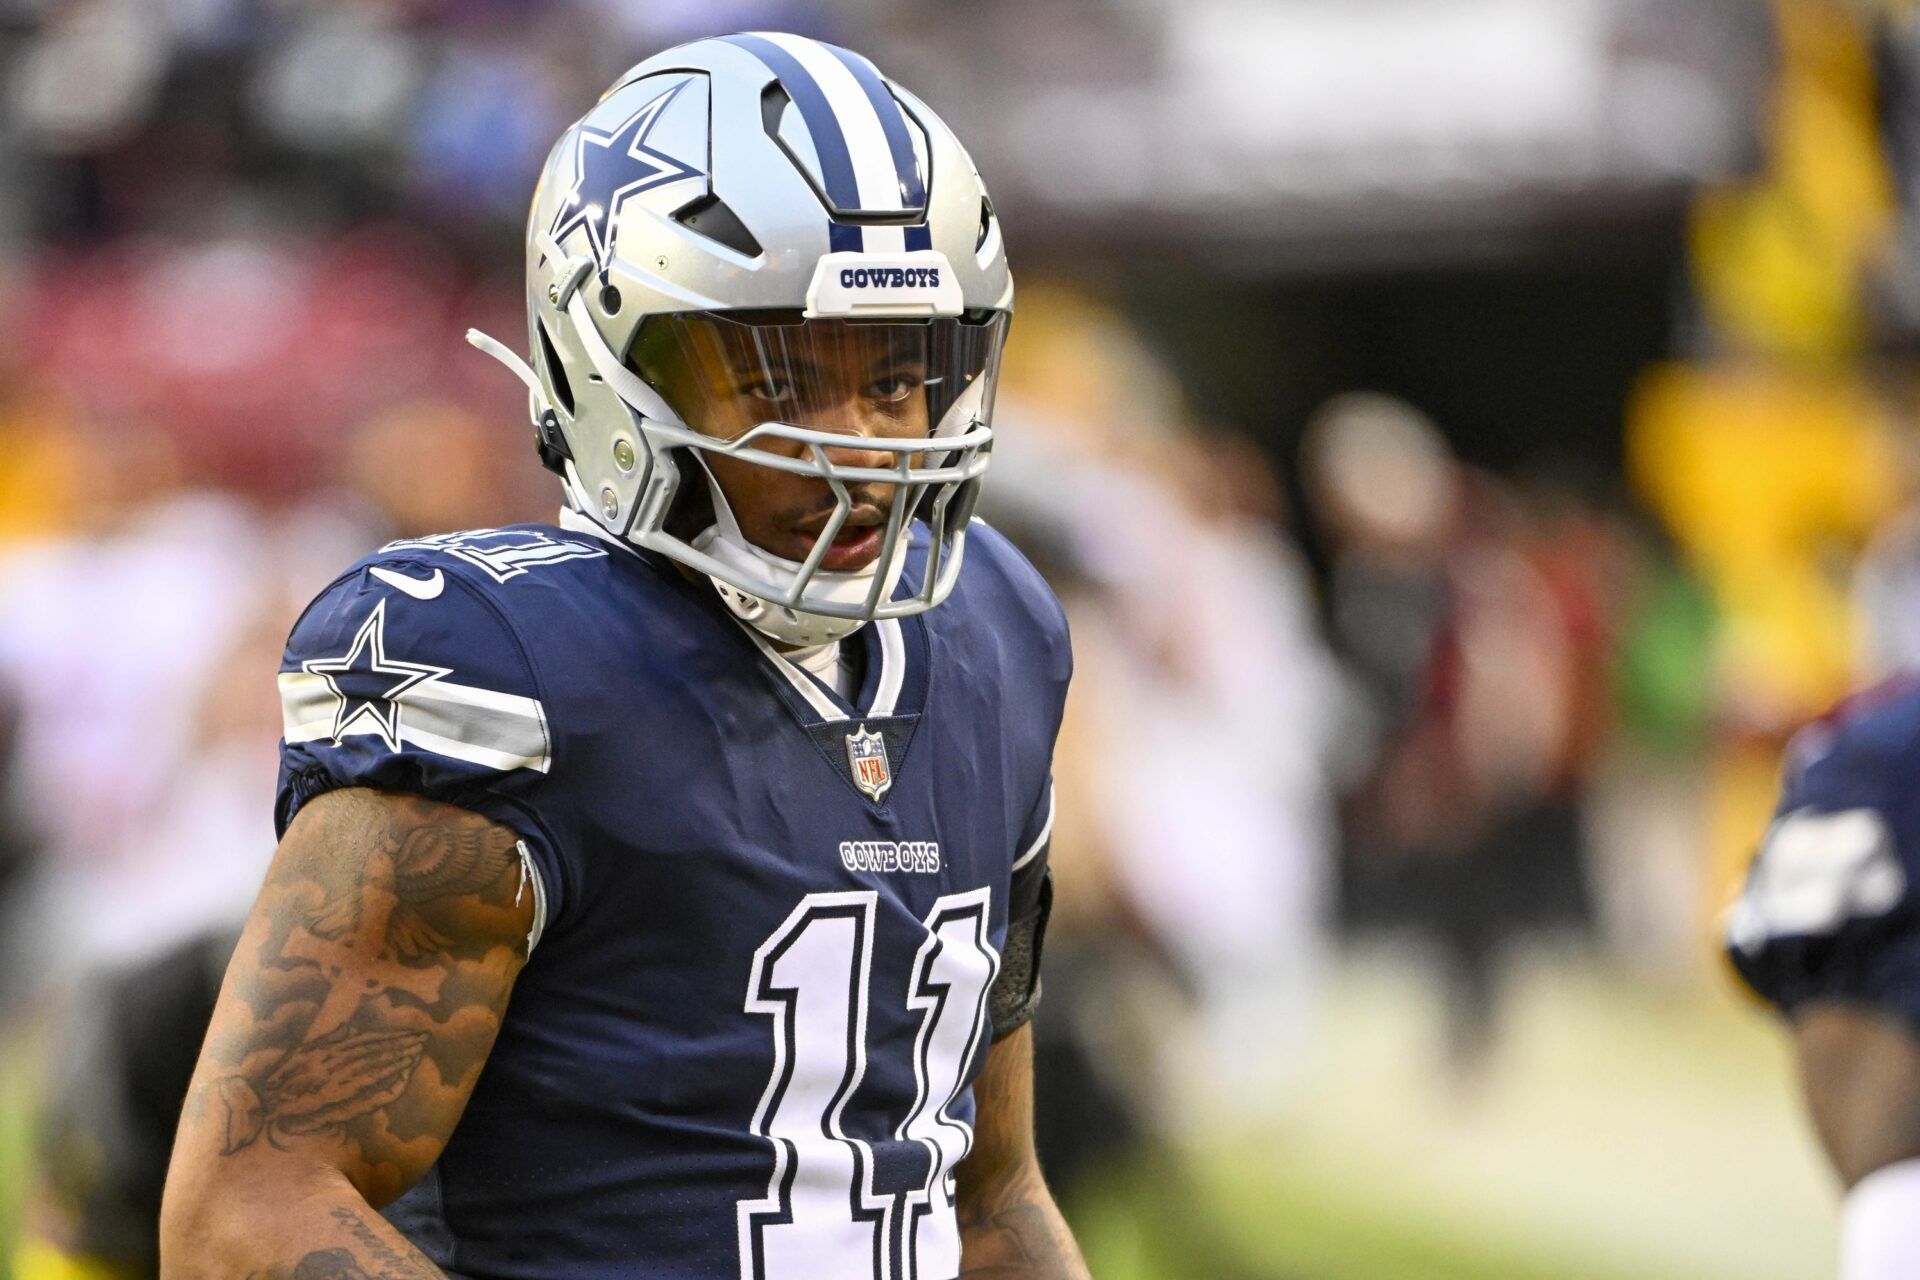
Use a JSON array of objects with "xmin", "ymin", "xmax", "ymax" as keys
[
  {"xmin": 1726, "ymin": 679, "xmax": 1920, "ymax": 1279},
  {"xmin": 160, "ymin": 35, "xmax": 1087, "ymax": 1280}
]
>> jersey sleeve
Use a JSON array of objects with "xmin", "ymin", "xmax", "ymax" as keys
[
  {"xmin": 276, "ymin": 559, "xmax": 571, "ymax": 930},
  {"xmin": 989, "ymin": 776, "xmax": 1056, "ymax": 1040},
  {"xmin": 1009, "ymin": 776, "xmax": 1055, "ymax": 922},
  {"xmin": 1725, "ymin": 715, "xmax": 1920, "ymax": 1021}
]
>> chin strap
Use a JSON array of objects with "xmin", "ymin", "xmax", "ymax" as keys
[
  {"xmin": 466, "ymin": 329, "xmax": 542, "ymax": 399},
  {"xmin": 695, "ymin": 533, "xmax": 872, "ymax": 648},
  {"xmin": 467, "ymin": 328, "xmax": 575, "ymax": 472}
]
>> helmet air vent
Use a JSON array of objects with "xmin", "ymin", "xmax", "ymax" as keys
[
  {"xmin": 537, "ymin": 317, "xmax": 575, "ymax": 417},
  {"xmin": 760, "ymin": 80, "xmax": 790, "ymax": 138},
  {"xmin": 977, "ymin": 198, "xmax": 994, "ymax": 252},
  {"xmin": 673, "ymin": 192, "xmax": 763, "ymax": 259},
  {"xmin": 759, "ymin": 79, "xmax": 839, "ymax": 219}
]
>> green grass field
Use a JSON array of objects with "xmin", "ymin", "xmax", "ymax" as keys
[
  {"xmin": 1068, "ymin": 946, "xmax": 1835, "ymax": 1280},
  {"xmin": 1, "ymin": 1038, "xmax": 37, "ymax": 1273}
]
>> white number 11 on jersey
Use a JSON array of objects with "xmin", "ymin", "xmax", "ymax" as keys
[{"xmin": 737, "ymin": 888, "xmax": 999, "ymax": 1280}]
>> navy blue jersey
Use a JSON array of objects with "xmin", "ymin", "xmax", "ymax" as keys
[
  {"xmin": 1726, "ymin": 678, "xmax": 1920, "ymax": 1022},
  {"xmin": 274, "ymin": 515, "xmax": 1068, "ymax": 1280}
]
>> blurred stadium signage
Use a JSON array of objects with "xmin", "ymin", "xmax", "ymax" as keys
[{"xmin": 892, "ymin": 0, "xmax": 1769, "ymax": 270}]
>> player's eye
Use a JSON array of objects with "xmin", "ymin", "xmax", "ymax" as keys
[
  {"xmin": 742, "ymin": 376, "xmax": 795, "ymax": 405},
  {"xmin": 866, "ymin": 371, "xmax": 924, "ymax": 404}
]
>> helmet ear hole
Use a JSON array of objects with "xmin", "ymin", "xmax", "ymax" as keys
[
  {"xmin": 976, "ymin": 198, "xmax": 994, "ymax": 252},
  {"xmin": 537, "ymin": 318, "xmax": 576, "ymax": 417}
]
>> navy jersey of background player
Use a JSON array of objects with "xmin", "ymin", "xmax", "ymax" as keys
[
  {"xmin": 273, "ymin": 512, "xmax": 1068, "ymax": 1280},
  {"xmin": 1727, "ymin": 676, "xmax": 1920, "ymax": 1022}
]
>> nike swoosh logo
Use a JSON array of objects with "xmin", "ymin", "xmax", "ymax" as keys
[{"xmin": 369, "ymin": 566, "xmax": 445, "ymax": 600}]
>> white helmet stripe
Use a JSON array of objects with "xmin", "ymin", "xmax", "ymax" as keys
[
  {"xmin": 760, "ymin": 33, "xmax": 912, "ymax": 217},
  {"xmin": 821, "ymin": 43, "xmax": 927, "ymax": 210}
]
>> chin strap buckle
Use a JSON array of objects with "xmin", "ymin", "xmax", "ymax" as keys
[
  {"xmin": 535, "ymin": 408, "xmax": 573, "ymax": 474},
  {"xmin": 552, "ymin": 255, "xmax": 595, "ymax": 312}
]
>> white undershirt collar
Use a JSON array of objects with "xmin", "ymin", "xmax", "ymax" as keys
[{"xmin": 788, "ymin": 640, "xmax": 855, "ymax": 699}]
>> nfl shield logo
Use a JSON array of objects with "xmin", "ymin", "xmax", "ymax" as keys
[{"xmin": 845, "ymin": 725, "xmax": 892, "ymax": 802}]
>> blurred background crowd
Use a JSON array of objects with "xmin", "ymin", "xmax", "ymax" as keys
[{"xmin": 0, "ymin": 0, "xmax": 1913, "ymax": 1276}]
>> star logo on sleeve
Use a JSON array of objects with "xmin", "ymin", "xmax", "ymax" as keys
[
  {"xmin": 302, "ymin": 599, "xmax": 450, "ymax": 752},
  {"xmin": 548, "ymin": 77, "xmax": 704, "ymax": 273}
]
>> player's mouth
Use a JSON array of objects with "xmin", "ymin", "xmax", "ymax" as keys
[
  {"xmin": 820, "ymin": 523, "xmax": 884, "ymax": 572},
  {"xmin": 797, "ymin": 504, "xmax": 888, "ymax": 572}
]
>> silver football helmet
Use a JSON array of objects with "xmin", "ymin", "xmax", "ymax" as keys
[{"xmin": 469, "ymin": 33, "xmax": 1013, "ymax": 646}]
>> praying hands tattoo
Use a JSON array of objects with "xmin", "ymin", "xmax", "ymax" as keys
[
  {"xmin": 208, "ymin": 802, "xmax": 531, "ymax": 1158},
  {"xmin": 173, "ymin": 785, "xmax": 532, "ymax": 1261}
]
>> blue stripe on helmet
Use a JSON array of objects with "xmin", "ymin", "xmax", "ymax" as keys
[
  {"xmin": 721, "ymin": 33, "xmax": 863, "ymax": 215},
  {"xmin": 823, "ymin": 43, "xmax": 927, "ymax": 212},
  {"xmin": 905, "ymin": 225, "xmax": 931, "ymax": 251},
  {"xmin": 830, "ymin": 222, "xmax": 864, "ymax": 252}
]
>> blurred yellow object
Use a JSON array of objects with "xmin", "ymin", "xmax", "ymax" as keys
[
  {"xmin": 1690, "ymin": 0, "xmax": 1894, "ymax": 361},
  {"xmin": 1630, "ymin": 361, "xmax": 1899, "ymax": 720},
  {"xmin": 1631, "ymin": 360, "xmax": 1902, "ymax": 950},
  {"xmin": 11, "ymin": 1238, "xmax": 126, "ymax": 1280},
  {"xmin": 0, "ymin": 388, "xmax": 83, "ymax": 544},
  {"xmin": 994, "ymin": 280, "xmax": 1183, "ymax": 453}
]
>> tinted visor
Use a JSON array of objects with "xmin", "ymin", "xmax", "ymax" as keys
[{"xmin": 627, "ymin": 310, "xmax": 1008, "ymax": 444}]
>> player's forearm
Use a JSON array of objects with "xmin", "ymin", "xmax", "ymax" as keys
[
  {"xmin": 159, "ymin": 1163, "xmax": 447, "ymax": 1280},
  {"xmin": 957, "ymin": 1164, "xmax": 1091, "ymax": 1280}
]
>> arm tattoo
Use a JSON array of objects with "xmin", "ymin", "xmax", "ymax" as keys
[
  {"xmin": 245, "ymin": 1251, "xmax": 378, "ymax": 1280},
  {"xmin": 307, "ymin": 812, "xmax": 523, "ymax": 959},
  {"xmin": 237, "ymin": 1209, "xmax": 444, "ymax": 1280},
  {"xmin": 958, "ymin": 1191, "xmax": 1086, "ymax": 1279},
  {"xmin": 956, "ymin": 1027, "xmax": 1091, "ymax": 1279},
  {"xmin": 217, "ymin": 1025, "xmax": 429, "ymax": 1154},
  {"xmin": 327, "ymin": 1206, "xmax": 440, "ymax": 1271},
  {"xmin": 189, "ymin": 788, "xmax": 529, "ymax": 1192}
]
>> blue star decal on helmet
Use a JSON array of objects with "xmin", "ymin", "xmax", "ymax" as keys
[
  {"xmin": 549, "ymin": 78, "xmax": 704, "ymax": 273},
  {"xmin": 301, "ymin": 599, "xmax": 450, "ymax": 752}
]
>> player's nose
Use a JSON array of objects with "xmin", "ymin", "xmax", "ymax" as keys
[{"xmin": 818, "ymin": 430, "xmax": 897, "ymax": 474}]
